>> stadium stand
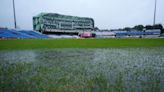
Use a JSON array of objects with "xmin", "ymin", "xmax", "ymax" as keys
[
  {"xmin": 115, "ymin": 31, "xmax": 128, "ymax": 38},
  {"xmin": 19, "ymin": 31, "xmax": 48, "ymax": 39},
  {"xmin": 0, "ymin": 29, "xmax": 48, "ymax": 39},
  {"xmin": 127, "ymin": 32, "xmax": 144, "ymax": 36},
  {"xmin": 160, "ymin": 33, "xmax": 164, "ymax": 37}
]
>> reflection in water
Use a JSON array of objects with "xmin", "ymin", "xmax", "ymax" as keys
[
  {"xmin": 0, "ymin": 50, "xmax": 37, "ymax": 63},
  {"xmin": 0, "ymin": 48, "xmax": 164, "ymax": 92}
]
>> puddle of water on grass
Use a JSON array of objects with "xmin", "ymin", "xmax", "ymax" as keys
[
  {"xmin": 0, "ymin": 50, "xmax": 37, "ymax": 63},
  {"xmin": 0, "ymin": 48, "xmax": 164, "ymax": 92}
]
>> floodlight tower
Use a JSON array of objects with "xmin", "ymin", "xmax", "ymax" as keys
[
  {"xmin": 153, "ymin": 0, "xmax": 157, "ymax": 25},
  {"xmin": 12, "ymin": 0, "xmax": 17, "ymax": 29}
]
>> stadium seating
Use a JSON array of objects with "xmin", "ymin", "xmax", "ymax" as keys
[
  {"xmin": 161, "ymin": 33, "xmax": 164, "ymax": 37},
  {"xmin": 19, "ymin": 31, "xmax": 48, "ymax": 38},
  {"xmin": 127, "ymin": 32, "xmax": 144, "ymax": 35},
  {"xmin": 115, "ymin": 32, "xmax": 128, "ymax": 36},
  {"xmin": 0, "ymin": 29, "xmax": 49, "ymax": 39}
]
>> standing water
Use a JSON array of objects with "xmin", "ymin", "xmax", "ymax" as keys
[{"xmin": 0, "ymin": 48, "xmax": 164, "ymax": 92}]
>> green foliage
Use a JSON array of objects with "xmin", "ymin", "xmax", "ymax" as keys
[
  {"xmin": 145, "ymin": 24, "xmax": 163, "ymax": 30},
  {"xmin": 161, "ymin": 29, "xmax": 164, "ymax": 34},
  {"xmin": 123, "ymin": 27, "xmax": 131, "ymax": 31},
  {"xmin": 133, "ymin": 25, "xmax": 144, "ymax": 31},
  {"xmin": 145, "ymin": 25, "xmax": 153, "ymax": 30},
  {"xmin": 153, "ymin": 24, "xmax": 163, "ymax": 30}
]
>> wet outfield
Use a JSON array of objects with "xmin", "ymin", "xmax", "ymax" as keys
[{"xmin": 0, "ymin": 48, "xmax": 164, "ymax": 92}]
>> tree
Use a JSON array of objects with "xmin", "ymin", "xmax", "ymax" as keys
[
  {"xmin": 133, "ymin": 25, "xmax": 144, "ymax": 31},
  {"xmin": 94, "ymin": 27, "xmax": 99, "ymax": 31},
  {"xmin": 145, "ymin": 24, "xmax": 163, "ymax": 30},
  {"xmin": 123, "ymin": 27, "xmax": 131, "ymax": 31},
  {"xmin": 153, "ymin": 24, "xmax": 163, "ymax": 30},
  {"xmin": 161, "ymin": 29, "xmax": 164, "ymax": 34},
  {"xmin": 145, "ymin": 25, "xmax": 154, "ymax": 30}
]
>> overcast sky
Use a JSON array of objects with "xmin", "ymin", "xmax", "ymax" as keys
[{"xmin": 0, "ymin": 0, "xmax": 164, "ymax": 30}]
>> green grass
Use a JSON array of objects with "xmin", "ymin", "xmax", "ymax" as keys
[
  {"xmin": 0, "ymin": 38, "xmax": 164, "ymax": 50},
  {"xmin": 0, "ymin": 38, "xmax": 164, "ymax": 92}
]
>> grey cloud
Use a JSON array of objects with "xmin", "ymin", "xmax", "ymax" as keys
[{"xmin": 0, "ymin": 0, "xmax": 164, "ymax": 29}]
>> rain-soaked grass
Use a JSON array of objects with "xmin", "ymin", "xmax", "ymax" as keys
[{"xmin": 0, "ymin": 48, "xmax": 164, "ymax": 92}]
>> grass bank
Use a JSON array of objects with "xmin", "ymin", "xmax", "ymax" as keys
[{"xmin": 0, "ymin": 38, "xmax": 164, "ymax": 50}]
